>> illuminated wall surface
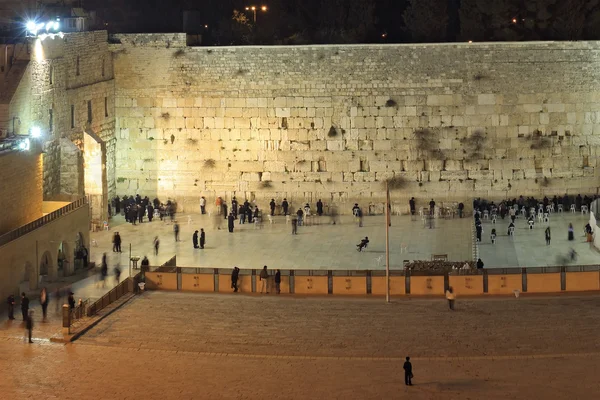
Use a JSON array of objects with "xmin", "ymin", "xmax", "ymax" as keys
[
  {"xmin": 0, "ymin": 151, "xmax": 43, "ymax": 235},
  {"xmin": 110, "ymin": 34, "xmax": 600, "ymax": 210}
]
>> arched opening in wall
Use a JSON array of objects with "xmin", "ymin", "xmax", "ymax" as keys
[
  {"xmin": 84, "ymin": 128, "xmax": 108, "ymax": 222},
  {"xmin": 74, "ymin": 232, "xmax": 89, "ymax": 270},
  {"xmin": 39, "ymin": 250, "xmax": 53, "ymax": 283},
  {"xmin": 59, "ymin": 138, "xmax": 83, "ymax": 198}
]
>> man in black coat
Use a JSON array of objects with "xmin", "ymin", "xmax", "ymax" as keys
[
  {"xmin": 409, "ymin": 197, "xmax": 416, "ymax": 215},
  {"xmin": 137, "ymin": 204, "xmax": 144, "ymax": 223},
  {"xmin": 21, "ymin": 292, "xmax": 29, "ymax": 321},
  {"xmin": 282, "ymin": 198, "xmax": 289, "ymax": 216},
  {"xmin": 270, "ymin": 199, "xmax": 276, "ymax": 216},
  {"xmin": 147, "ymin": 204, "xmax": 154, "ymax": 222},
  {"xmin": 228, "ymin": 213, "xmax": 235, "ymax": 233},
  {"xmin": 316, "ymin": 199, "xmax": 323, "ymax": 216},
  {"xmin": 231, "ymin": 267, "xmax": 240, "ymax": 292},
  {"xmin": 199, "ymin": 229, "xmax": 206, "ymax": 249},
  {"xmin": 7, "ymin": 294, "xmax": 15, "ymax": 320},
  {"xmin": 232, "ymin": 197, "xmax": 238, "ymax": 218},
  {"xmin": 193, "ymin": 230, "xmax": 199, "ymax": 248},
  {"xmin": 403, "ymin": 356, "xmax": 413, "ymax": 386}
]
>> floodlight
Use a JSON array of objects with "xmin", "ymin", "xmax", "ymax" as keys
[
  {"xmin": 26, "ymin": 21, "xmax": 36, "ymax": 33},
  {"xmin": 31, "ymin": 126, "xmax": 41, "ymax": 138},
  {"xmin": 18, "ymin": 138, "xmax": 30, "ymax": 151}
]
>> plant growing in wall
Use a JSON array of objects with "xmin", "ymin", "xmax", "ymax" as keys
[
  {"xmin": 117, "ymin": 177, "xmax": 127, "ymax": 183},
  {"xmin": 260, "ymin": 181, "xmax": 273, "ymax": 189},
  {"xmin": 529, "ymin": 130, "xmax": 553, "ymax": 150},
  {"xmin": 328, "ymin": 126, "xmax": 338, "ymax": 138},
  {"xmin": 384, "ymin": 176, "xmax": 408, "ymax": 190},
  {"xmin": 414, "ymin": 128, "xmax": 445, "ymax": 160},
  {"xmin": 161, "ymin": 112, "xmax": 170, "ymax": 120},
  {"xmin": 170, "ymin": 134, "xmax": 175, "ymax": 144},
  {"xmin": 203, "ymin": 159, "xmax": 216, "ymax": 169},
  {"xmin": 460, "ymin": 130, "xmax": 487, "ymax": 159},
  {"xmin": 187, "ymin": 138, "xmax": 198, "ymax": 144},
  {"xmin": 173, "ymin": 49, "xmax": 185, "ymax": 58},
  {"xmin": 385, "ymin": 99, "xmax": 398, "ymax": 108}
]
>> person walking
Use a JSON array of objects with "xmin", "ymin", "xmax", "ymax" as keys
[
  {"xmin": 274, "ymin": 269, "xmax": 281, "ymax": 294},
  {"xmin": 231, "ymin": 197, "xmax": 238, "ymax": 219},
  {"xmin": 25, "ymin": 310, "xmax": 34, "ymax": 343},
  {"xmin": 100, "ymin": 259, "xmax": 108, "ymax": 288},
  {"xmin": 193, "ymin": 230, "xmax": 199, "ymax": 248},
  {"xmin": 357, "ymin": 207, "xmax": 363, "ymax": 227},
  {"xmin": 199, "ymin": 229, "xmax": 206, "ymax": 249},
  {"xmin": 228, "ymin": 213, "xmax": 235, "ymax": 233},
  {"xmin": 296, "ymin": 208, "xmax": 304, "ymax": 226},
  {"xmin": 568, "ymin": 223, "xmax": 575, "ymax": 241},
  {"xmin": 231, "ymin": 267, "xmax": 240, "ymax": 293},
  {"xmin": 154, "ymin": 236, "xmax": 160, "ymax": 255},
  {"xmin": 545, "ymin": 227, "xmax": 551, "ymax": 245},
  {"xmin": 7, "ymin": 294, "xmax": 15, "ymax": 320},
  {"xmin": 54, "ymin": 288, "xmax": 61, "ymax": 314},
  {"xmin": 173, "ymin": 222, "xmax": 180, "ymax": 242},
  {"xmin": 239, "ymin": 205, "xmax": 246, "ymax": 224},
  {"xmin": 114, "ymin": 265, "xmax": 121, "ymax": 286},
  {"xmin": 200, "ymin": 196, "xmax": 206, "ymax": 214},
  {"xmin": 40, "ymin": 288, "xmax": 49, "ymax": 321},
  {"xmin": 403, "ymin": 357, "xmax": 413, "ymax": 386},
  {"xmin": 445, "ymin": 286, "xmax": 455, "ymax": 310},
  {"xmin": 259, "ymin": 265, "xmax": 269, "ymax": 294},
  {"xmin": 21, "ymin": 292, "xmax": 29, "ymax": 321}
]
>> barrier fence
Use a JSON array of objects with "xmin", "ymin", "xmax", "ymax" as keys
[
  {"xmin": 86, "ymin": 273, "xmax": 141, "ymax": 317},
  {"xmin": 141, "ymin": 265, "xmax": 600, "ymax": 296}
]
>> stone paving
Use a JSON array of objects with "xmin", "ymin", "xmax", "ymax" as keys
[
  {"xmin": 477, "ymin": 211, "xmax": 600, "ymax": 268},
  {"xmin": 90, "ymin": 213, "xmax": 473, "ymax": 271},
  {"xmin": 2, "ymin": 291, "xmax": 600, "ymax": 399}
]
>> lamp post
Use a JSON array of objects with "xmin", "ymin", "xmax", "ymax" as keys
[{"xmin": 245, "ymin": 5, "xmax": 267, "ymax": 23}]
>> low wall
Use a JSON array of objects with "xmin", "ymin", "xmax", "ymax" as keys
[{"xmin": 141, "ymin": 268, "xmax": 600, "ymax": 296}]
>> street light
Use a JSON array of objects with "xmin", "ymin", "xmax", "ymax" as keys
[{"xmin": 245, "ymin": 5, "xmax": 267, "ymax": 23}]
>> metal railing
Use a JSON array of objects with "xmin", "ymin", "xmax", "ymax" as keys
[
  {"xmin": 71, "ymin": 299, "xmax": 89, "ymax": 320},
  {"xmin": 0, "ymin": 197, "xmax": 87, "ymax": 247},
  {"xmin": 86, "ymin": 274, "xmax": 141, "ymax": 317}
]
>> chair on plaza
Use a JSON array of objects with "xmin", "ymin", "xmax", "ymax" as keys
[
  {"xmin": 491, "ymin": 215, "xmax": 497, "ymax": 224},
  {"xmin": 520, "ymin": 207, "xmax": 527, "ymax": 217},
  {"xmin": 509, "ymin": 227, "xmax": 515, "ymax": 236},
  {"xmin": 581, "ymin": 205, "xmax": 589, "ymax": 215},
  {"xmin": 187, "ymin": 215, "xmax": 193, "ymax": 225},
  {"xmin": 528, "ymin": 219, "xmax": 534, "ymax": 229},
  {"xmin": 285, "ymin": 215, "xmax": 290, "ymax": 224},
  {"xmin": 530, "ymin": 207, "xmax": 536, "ymax": 216},
  {"xmin": 419, "ymin": 207, "xmax": 424, "ymax": 217},
  {"xmin": 570, "ymin": 204, "xmax": 576, "ymax": 213},
  {"xmin": 268, "ymin": 215, "xmax": 274, "ymax": 224},
  {"xmin": 153, "ymin": 208, "xmax": 160, "ymax": 218},
  {"xmin": 557, "ymin": 204, "xmax": 564, "ymax": 213},
  {"xmin": 400, "ymin": 243, "xmax": 408, "ymax": 253},
  {"xmin": 546, "ymin": 204, "xmax": 554, "ymax": 213},
  {"xmin": 537, "ymin": 211, "xmax": 544, "ymax": 223},
  {"xmin": 543, "ymin": 212, "xmax": 549, "ymax": 223},
  {"xmin": 483, "ymin": 210, "xmax": 489, "ymax": 220}
]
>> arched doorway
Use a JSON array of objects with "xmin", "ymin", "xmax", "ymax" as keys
[
  {"xmin": 74, "ymin": 232, "xmax": 89, "ymax": 270},
  {"xmin": 84, "ymin": 128, "xmax": 108, "ymax": 222},
  {"xmin": 39, "ymin": 250, "xmax": 53, "ymax": 283}
]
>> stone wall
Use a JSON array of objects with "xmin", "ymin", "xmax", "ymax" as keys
[
  {"xmin": 26, "ymin": 31, "xmax": 116, "ymax": 207},
  {"xmin": 111, "ymin": 35, "xmax": 600, "ymax": 212},
  {"xmin": 0, "ymin": 151, "xmax": 43, "ymax": 235}
]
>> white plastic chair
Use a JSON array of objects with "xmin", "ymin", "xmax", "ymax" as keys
[
  {"xmin": 400, "ymin": 243, "xmax": 408, "ymax": 254},
  {"xmin": 483, "ymin": 210, "xmax": 489, "ymax": 220},
  {"xmin": 268, "ymin": 215, "xmax": 274, "ymax": 224},
  {"xmin": 528, "ymin": 220, "xmax": 535, "ymax": 229},
  {"xmin": 509, "ymin": 227, "xmax": 515, "ymax": 236},
  {"xmin": 520, "ymin": 207, "xmax": 526, "ymax": 217},
  {"xmin": 582, "ymin": 205, "xmax": 589, "ymax": 215},
  {"xmin": 543, "ymin": 212, "xmax": 549, "ymax": 223},
  {"xmin": 570, "ymin": 204, "xmax": 576, "ymax": 213},
  {"xmin": 537, "ymin": 212, "xmax": 543, "ymax": 223},
  {"xmin": 187, "ymin": 215, "xmax": 193, "ymax": 225},
  {"xmin": 546, "ymin": 204, "xmax": 554, "ymax": 213},
  {"xmin": 557, "ymin": 204, "xmax": 563, "ymax": 213}
]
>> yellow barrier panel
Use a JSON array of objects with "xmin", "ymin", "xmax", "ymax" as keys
[
  {"xmin": 449, "ymin": 275, "xmax": 484, "ymax": 296},
  {"xmin": 487, "ymin": 275, "xmax": 522, "ymax": 295},
  {"xmin": 371, "ymin": 277, "xmax": 405, "ymax": 295},
  {"xmin": 294, "ymin": 276, "xmax": 328, "ymax": 294},
  {"xmin": 332, "ymin": 276, "xmax": 366, "ymax": 295},
  {"xmin": 181, "ymin": 274, "xmax": 214, "ymax": 292},
  {"xmin": 145, "ymin": 272, "xmax": 178, "ymax": 290},
  {"xmin": 526, "ymin": 273, "xmax": 561, "ymax": 293},
  {"xmin": 566, "ymin": 271, "xmax": 600, "ymax": 292},
  {"xmin": 217, "ymin": 275, "xmax": 252, "ymax": 293},
  {"xmin": 410, "ymin": 276, "xmax": 445, "ymax": 295}
]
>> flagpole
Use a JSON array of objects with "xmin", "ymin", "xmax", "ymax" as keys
[{"xmin": 386, "ymin": 181, "xmax": 390, "ymax": 303}]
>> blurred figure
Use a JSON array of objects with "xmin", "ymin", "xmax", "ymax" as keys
[
  {"xmin": 21, "ymin": 292, "xmax": 29, "ymax": 321},
  {"xmin": 141, "ymin": 256, "xmax": 150, "ymax": 270},
  {"xmin": 154, "ymin": 236, "xmax": 160, "ymax": 255},
  {"xmin": 68, "ymin": 292, "xmax": 75, "ymax": 310},
  {"xmin": 231, "ymin": 267, "xmax": 240, "ymax": 292},
  {"xmin": 7, "ymin": 294, "xmax": 15, "ymax": 320},
  {"xmin": 274, "ymin": 269, "xmax": 281, "ymax": 294},
  {"xmin": 54, "ymin": 288, "xmax": 62, "ymax": 314},
  {"xmin": 199, "ymin": 229, "xmax": 206, "ymax": 249},
  {"xmin": 40, "ymin": 288, "xmax": 49, "ymax": 321},
  {"xmin": 25, "ymin": 310, "xmax": 34, "ymax": 343},
  {"xmin": 545, "ymin": 227, "xmax": 551, "ymax": 245},
  {"xmin": 114, "ymin": 265, "xmax": 122, "ymax": 286},
  {"xmin": 356, "ymin": 237, "xmax": 369, "ymax": 252},
  {"xmin": 446, "ymin": 286, "xmax": 455, "ymax": 310},
  {"xmin": 568, "ymin": 223, "xmax": 574, "ymax": 241},
  {"xmin": 173, "ymin": 222, "xmax": 180, "ymax": 242}
]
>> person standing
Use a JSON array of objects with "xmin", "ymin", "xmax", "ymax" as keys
[
  {"xmin": 357, "ymin": 207, "xmax": 363, "ymax": 227},
  {"xmin": 409, "ymin": 197, "xmax": 416, "ymax": 217},
  {"xmin": 476, "ymin": 258, "xmax": 484, "ymax": 269},
  {"xmin": 154, "ymin": 236, "xmax": 160, "ymax": 255},
  {"xmin": 26, "ymin": 310, "xmax": 34, "ymax": 343},
  {"xmin": 445, "ymin": 286, "xmax": 455, "ymax": 310},
  {"xmin": 259, "ymin": 266, "xmax": 269, "ymax": 294},
  {"xmin": 476, "ymin": 223, "xmax": 482, "ymax": 242},
  {"xmin": 200, "ymin": 196, "xmax": 206, "ymax": 214},
  {"xmin": 231, "ymin": 267, "xmax": 240, "ymax": 293},
  {"xmin": 316, "ymin": 199, "xmax": 323, "ymax": 216},
  {"xmin": 403, "ymin": 357, "xmax": 413, "ymax": 386},
  {"xmin": 100, "ymin": 259, "xmax": 108, "ymax": 288},
  {"xmin": 147, "ymin": 203, "xmax": 154, "ymax": 222},
  {"xmin": 222, "ymin": 203, "xmax": 228, "ymax": 220},
  {"xmin": 458, "ymin": 202, "xmax": 464, "ymax": 218},
  {"xmin": 193, "ymin": 230, "xmax": 199, "ymax": 248},
  {"xmin": 21, "ymin": 292, "xmax": 29, "ymax": 321},
  {"xmin": 7, "ymin": 294, "xmax": 15, "ymax": 320},
  {"xmin": 114, "ymin": 232, "xmax": 122, "ymax": 253},
  {"xmin": 545, "ymin": 227, "xmax": 551, "ymax": 245},
  {"xmin": 270, "ymin": 199, "xmax": 276, "ymax": 216},
  {"xmin": 291, "ymin": 216, "xmax": 298, "ymax": 235},
  {"xmin": 274, "ymin": 269, "xmax": 281, "ymax": 294},
  {"xmin": 296, "ymin": 208, "xmax": 304, "ymax": 226},
  {"xmin": 568, "ymin": 223, "xmax": 575, "ymax": 241},
  {"xmin": 137, "ymin": 204, "xmax": 144, "ymax": 224},
  {"xmin": 173, "ymin": 222, "xmax": 180, "ymax": 242},
  {"xmin": 239, "ymin": 205, "xmax": 246, "ymax": 224},
  {"xmin": 199, "ymin": 229, "xmax": 206, "ymax": 249},
  {"xmin": 228, "ymin": 213, "xmax": 235, "ymax": 233},
  {"xmin": 141, "ymin": 256, "xmax": 150, "ymax": 270},
  {"xmin": 232, "ymin": 197, "xmax": 238, "ymax": 219},
  {"xmin": 216, "ymin": 196, "xmax": 223, "ymax": 215},
  {"xmin": 429, "ymin": 199, "xmax": 436, "ymax": 215},
  {"xmin": 282, "ymin": 198, "xmax": 289, "ymax": 216},
  {"xmin": 54, "ymin": 288, "xmax": 61, "ymax": 314},
  {"xmin": 40, "ymin": 288, "xmax": 49, "ymax": 321},
  {"xmin": 68, "ymin": 292, "xmax": 75, "ymax": 310}
]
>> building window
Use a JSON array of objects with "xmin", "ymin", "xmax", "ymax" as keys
[
  {"xmin": 76, "ymin": 56, "xmax": 80, "ymax": 76},
  {"xmin": 104, "ymin": 97, "xmax": 108, "ymax": 117},
  {"xmin": 49, "ymin": 66, "xmax": 53, "ymax": 85},
  {"xmin": 101, "ymin": 58, "xmax": 105, "ymax": 77},
  {"xmin": 49, "ymin": 109, "xmax": 53, "ymax": 132},
  {"xmin": 87, "ymin": 100, "xmax": 92, "ymax": 123},
  {"xmin": 71, "ymin": 105, "xmax": 75, "ymax": 128}
]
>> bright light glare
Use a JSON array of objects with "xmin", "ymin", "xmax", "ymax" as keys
[
  {"xmin": 251, "ymin": 6, "xmax": 256, "ymax": 10},
  {"xmin": 31, "ymin": 126, "xmax": 41, "ymax": 138},
  {"xmin": 18, "ymin": 139, "xmax": 30, "ymax": 151},
  {"xmin": 46, "ymin": 21, "xmax": 53, "ymax": 31},
  {"xmin": 26, "ymin": 21, "xmax": 36, "ymax": 32},
  {"xmin": 54, "ymin": 21, "xmax": 59, "ymax": 30},
  {"xmin": 261, "ymin": 6, "xmax": 267, "ymax": 11}
]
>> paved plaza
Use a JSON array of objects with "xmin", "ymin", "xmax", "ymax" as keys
[
  {"xmin": 2, "ymin": 292, "xmax": 600, "ymax": 399},
  {"xmin": 90, "ymin": 213, "xmax": 474, "ymax": 271}
]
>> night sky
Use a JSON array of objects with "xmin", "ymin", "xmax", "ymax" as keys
[{"xmin": 83, "ymin": 0, "xmax": 600, "ymax": 44}]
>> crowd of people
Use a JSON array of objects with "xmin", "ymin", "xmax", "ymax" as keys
[{"xmin": 111, "ymin": 195, "xmax": 178, "ymax": 225}]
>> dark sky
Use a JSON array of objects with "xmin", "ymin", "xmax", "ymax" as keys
[{"xmin": 86, "ymin": 0, "xmax": 600, "ymax": 44}]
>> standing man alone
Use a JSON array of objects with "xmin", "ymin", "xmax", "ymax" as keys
[
  {"xmin": 259, "ymin": 266, "xmax": 269, "ymax": 294},
  {"xmin": 403, "ymin": 356, "xmax": 413, "ymax": 386},
  {"xmin": 199, "ymin": 228, "xmax": 206, "ymax": 249},
  {"xmin": 231, "ymin": 267, "xmax": 240, "ymax": 292}
]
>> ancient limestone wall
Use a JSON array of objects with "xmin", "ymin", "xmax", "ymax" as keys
[
  {"xmin": 112, "ymin": 34, "xmax": 600, "ymax": 212},
  {"xmin": 26, "ymin": 31, "xmax": 116, "ymax": 204},
  {"xmin": 0, "ymin": 151, "xmax": 43, "ymax": 235}
]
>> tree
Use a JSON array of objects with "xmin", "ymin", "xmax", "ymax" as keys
[{"xmin": 403, "ymin": 0, "xmax": 449, "ymax": 42}]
